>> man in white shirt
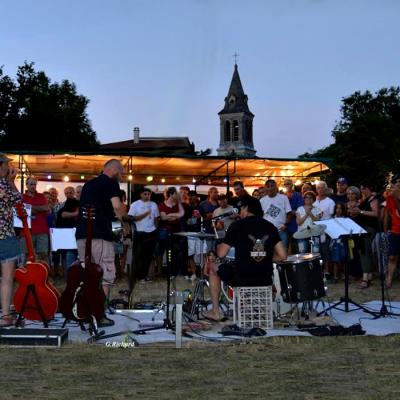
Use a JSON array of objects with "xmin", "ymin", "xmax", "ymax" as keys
[
  {"xmin": 260, "ymin": 179, "xmax": 292, "ymax": 249},
  {"xmin": 314, "ymin": 181, "xmax": 335, "ymax": 267},
  {"xmin": 128, "ymin": 188, "xmax": 160, "ymax": 283}
]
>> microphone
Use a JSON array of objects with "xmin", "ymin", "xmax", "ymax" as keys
[{"xmin": 211, "ymin": 208, "xmax": 238, "ymax": 221}]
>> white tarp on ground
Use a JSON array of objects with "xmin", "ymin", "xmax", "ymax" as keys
[{"xmin": 24, "ymin": 300, "xmax": 400, "ymax": 346}]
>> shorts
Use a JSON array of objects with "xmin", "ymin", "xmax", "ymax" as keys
[
  {"xmin": 0, "ymin": 236, "xmax": 21, "ymax": 263},
  {"xmin": 187, "ymin": 237, "xmax": 209, "ymax": 257},
  {"xmin": 388, "ymin": 232, "xmax": 400, "ymax": 257},
  {"xmin": 77, "ymin": 239, "xmax": 115, "ymax": 285},
  {"xmin": 217, "ymin": 263, "xmax": 273, "ymax": 287},
  {"xmin": 217, "ymin": 263, "xmax": 237, "ymax": 286},
  {"xmin": 20, "ymin": 233, "xmax": 49, "ymax": 254}
]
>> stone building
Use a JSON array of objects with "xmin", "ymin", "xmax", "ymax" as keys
[{"xmin": 217, "ymin": 64, "xmax": 256, "ymax": 157}]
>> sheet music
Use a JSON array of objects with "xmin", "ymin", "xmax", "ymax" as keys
[
  {"xmin": 50, "ymin": 228, "xmax": 77, "ymax": 250},
  {"xmin": 314, "ymin": 218, "xmax": 366, "ymax": 239},
  {"xmin": 13, "ymin": 203, "xmax": 32, "ymax": 229}
]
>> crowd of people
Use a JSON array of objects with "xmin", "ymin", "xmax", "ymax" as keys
[{"xmin": 0, "ymin": 152, "xmax": 399, "ymax": 326}]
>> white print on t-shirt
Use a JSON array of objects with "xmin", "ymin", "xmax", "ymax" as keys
[{"xmin": 248, "ymin": 234, "xmax": 269, "ymax": 262}]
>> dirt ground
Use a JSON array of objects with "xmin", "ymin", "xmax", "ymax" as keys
[{"xmin": 2, "ymin": 273, "xmax": 400, "ymax": 399}]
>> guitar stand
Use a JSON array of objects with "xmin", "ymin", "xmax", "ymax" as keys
[{"xmin": 16, "ymin": 284, "xmax": 50, "ymax": 328}]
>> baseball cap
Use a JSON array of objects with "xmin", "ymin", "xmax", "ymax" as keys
[
  {"xmin": 0, "ymin": 153, "xmax": 12, "ymax": 163},
  {"xmin": 337, "ymin": 177, "xmax": 348, "ymax": 185}
]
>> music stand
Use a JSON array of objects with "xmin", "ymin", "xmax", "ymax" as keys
[{"xmin": 315, "ymin": 218, "xmax": 378, "ymax": 317}]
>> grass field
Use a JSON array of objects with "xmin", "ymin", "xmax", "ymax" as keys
[{"xmin": 2, "ymin": 275, "xmax": 400, "ymax": 399}]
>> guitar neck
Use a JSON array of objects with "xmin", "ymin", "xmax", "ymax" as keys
[
  {"xmin": 16, "ymin": 203, "xmax": 35, "ymax": 262},
  {"xmin": 84, "ymin": 207, "xmax": 94, "ymax": 265}
]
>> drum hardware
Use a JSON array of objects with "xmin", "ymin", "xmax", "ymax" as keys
[
  {"xmin": 277, "ymin": 253, "xmax": 326, "ymax": 321},
  {"xmin": 174, "ymin": 231, "xmax": 216, "ymax": 319}
]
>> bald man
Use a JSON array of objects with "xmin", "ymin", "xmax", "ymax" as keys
[{"xmin": 75, "ymin": 159, "xmax": 129, "ymax": 327}]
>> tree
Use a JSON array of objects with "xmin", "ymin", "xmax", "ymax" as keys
[
  {"xmin": 0, "ymin": 62, "xmax": 99, "ymax": 151},
  {"xmin": 300, "ymin": 87, "xmax": 400, "ymax": 189}
]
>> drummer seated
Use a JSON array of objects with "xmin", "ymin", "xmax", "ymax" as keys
[{"xmin": 203, "ymin": 197, "xmax": 286, "ymax": 322}]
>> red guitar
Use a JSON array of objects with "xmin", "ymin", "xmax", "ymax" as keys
[
  {"xmin": 13, "ymin": 203, "xmax": 60, "ymax": 322},
  {"xmin": 59, "ymin": 206, "xmax": 105, "ymax": 325}
]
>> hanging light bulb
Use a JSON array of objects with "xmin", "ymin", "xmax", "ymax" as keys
[
  {"xmin": 192, "ymin": 178, "xmax": 196, "ymax": 183},
  {"xmin": 47, "ymin": 175, "xmax": 52, "ymax": 180},
  {"xmin": 128, "ymin": 175, "xmax": 133, "ymax": 181},
  {"xmin": 161, "ymin": 178, "xmax": 166, "ymax": 183},
  {"xmin": 63, "ymin": 176, "xmax": 70, "ymax": 182},
  {"xmin": 80, "ymin": 175, "xmax": 85, "ymax": 180},
  {"xmin": 146, "ymin": 176, "xmax": 153, "ymax": 182}
]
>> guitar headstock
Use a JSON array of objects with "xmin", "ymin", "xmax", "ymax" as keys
[{"xmin": 82, "ymin": 205, "xmax": 96, "ymax": 220}]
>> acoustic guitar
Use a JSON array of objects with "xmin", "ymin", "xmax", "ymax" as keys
[
  {"xmin": 59, "ymin": 206, "xmax": 105, "ymax": 324},
  {"xmin": 13, "ymin": 202, "xmax": 60, "ymax": 321}
]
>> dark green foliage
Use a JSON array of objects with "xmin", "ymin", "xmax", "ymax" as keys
[
  {"xmin": 0, "ymin": 62, "xmax": 99, "ymax": 151},
  {"xmin": 300, "ymin": 87, "xmax": 400, "ymax": 189}
]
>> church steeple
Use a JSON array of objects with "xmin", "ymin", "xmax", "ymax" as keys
[{"xmin": 217, "ymin": 64, "xmax": 256, "ymax": 157}]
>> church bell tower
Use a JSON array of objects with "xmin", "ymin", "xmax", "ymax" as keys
[{"xmin": 217, "ymin": 63, "xmax": 256, "ymax": 157}]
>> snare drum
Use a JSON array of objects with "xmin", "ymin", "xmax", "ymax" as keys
[{"xmin": 276, "ymin": 253, "xmax": 325, "ymax": 303}]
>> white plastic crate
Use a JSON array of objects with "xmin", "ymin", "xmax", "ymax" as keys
[{"xmin": 233, "ymin": 286, "xmax": 273, "ymax": 330}]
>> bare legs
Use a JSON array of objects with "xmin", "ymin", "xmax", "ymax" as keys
[{"xmin": 1, "ymin": 261, "xmax": 16, "ymax": 324}]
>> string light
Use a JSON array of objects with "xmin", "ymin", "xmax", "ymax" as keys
[
  {"xmin": 146, "ymin": 176, "xmax": 153, "ymax": 182},
  {"xmin": 80, "ymin": 175, "xmax": 85, "ymax": 180},
  {"xmin": 47, "ymin": 175, "xmax": 52, "ymax": 180},
  {"xmin": 161, "ymin": 178, "xmax": 166, "ymax": 183},
  {"xmin": 63, "ymin": 176, "xmax": 70, "ymax": 182},
  {"xmin": 192, "ymin": 178, "xmax": 196, "ymax": 183}
]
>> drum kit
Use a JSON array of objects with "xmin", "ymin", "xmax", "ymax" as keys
[{"xmin": 173, "ymin": 224, "xmax": 329, "ymax": 321}]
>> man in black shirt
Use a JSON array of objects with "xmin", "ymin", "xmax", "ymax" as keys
[
  {"xmin": 229, "ymin": 180, "xmax": 253, "ymax": 211},
  {"xmin": 75, "ymin": 159, "xmax": 129, "ymax": 326},
  {"xmin": 203, "ymin": 196, "xmax": 286, "ymax": 321},
  {"xmin": 56, "ymin": 186, "xmax": 80, "ymax": 276}
]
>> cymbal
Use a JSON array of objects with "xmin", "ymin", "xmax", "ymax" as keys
[
  {"xmin": 293, "ymin": 224, "xmax": 326, "ymax": 239},
  {"xmin": 174, "ymin": 231, "xmax": 216, "ymax": 239}
]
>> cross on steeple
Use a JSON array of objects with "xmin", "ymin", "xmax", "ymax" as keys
[{"xmin": 233, "ymin": 52, "xmax": 239, "ymax": 65}]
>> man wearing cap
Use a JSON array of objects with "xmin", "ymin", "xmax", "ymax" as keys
[
  {"xmin": 0, "ymin": 154, "xmax": 22, "ymax": 326},
  {"xmin": 332, "ymin": 177, "xmax": 349, "ymax": 204},
  {"xmin": 203, "ymin": 196, "xmax": 286, "ymax": 321}
]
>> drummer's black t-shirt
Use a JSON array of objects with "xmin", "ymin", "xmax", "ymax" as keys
[
  {"xmin": 75, "ymin": 174, "xmax": 121, "ymax": 242},
  {"xmin": 223, "ymin": 216, "xmax": 281, "ymax": 286}
]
